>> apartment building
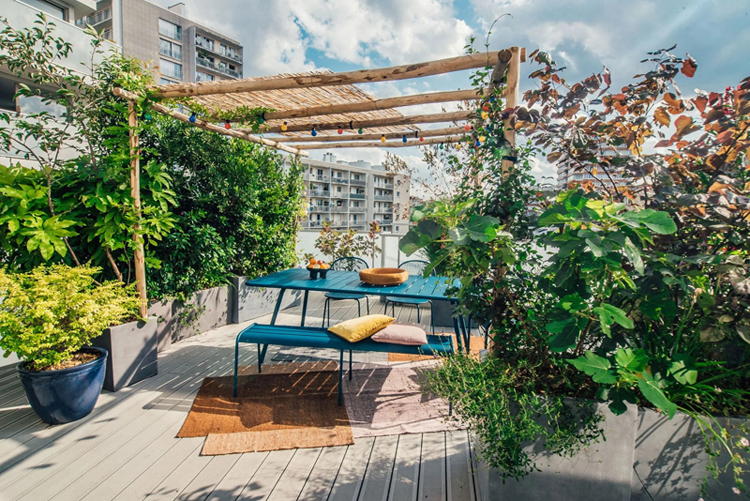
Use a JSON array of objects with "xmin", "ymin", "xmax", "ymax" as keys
[
  {"xmin": 75, "ymin": 0, "xmax": 243, "ymax": 84},
  {"xmin": 556, "ymin": 143, "xmax": 632, "ymax": 190},
  {"xmin": 1, "ymin": 0, "xmax": 120, "ymax": 165},
  {"xmin": 294, "ymin": 153, "xmax": 411, "ymax": 235}
]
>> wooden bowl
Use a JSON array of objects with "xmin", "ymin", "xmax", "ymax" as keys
[{"xmin": 359, "ymin": 268, "xmax": 409, "ymax": 286}]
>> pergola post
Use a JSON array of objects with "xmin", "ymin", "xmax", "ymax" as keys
[
  {"xmin": 127, "ymin": 101, "xmax": 148, "ymax": 318},
  {"xmin": 502, "ymin": 46, "xmax": 523, "ymax": 177}
]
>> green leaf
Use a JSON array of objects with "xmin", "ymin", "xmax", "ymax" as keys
[
  {"xmin": 464, "ymin": 215, "xmax": 499, "ymax": 242},
  {"xmin": 38, "ymin": 239, "xmax": 54, "ymax": 260},
  {"xmin": 637, "ymin": 210, "xmax": 678, "ymax": 234},
  {"xmin": 538, "ymin": 208, "xmax": 571, "ymax": 226},
  {"xmin": 548, "ymin": 321, "xmax": 579, "ymax": 352},
  {"xmin": 399, "ymin": 229, "xmax": 431, "ymax": 255},
  {"xmin": 593, "ymin": 303, "xmax": 634, "ymax": 335},
  {"xmin": 695, "ymin": 291, "xmax": 715, "ymax": 309},
  {"xmin": 638, "ymin": 372, "xmax": 677, "ymax": 418},
  {"xmin": 569, "ymin": 351, "xmax": 618, "ymax": 384},
  {"xmin": 623, "ymin": 237, "xmax": 644, "ymax": 274},
  {"xmin": 546, "ymin": 317, "xmax": 573, "ymax": 334},
  {"xmin": 417, "ymin": 219, "xmax": 441, "ymax": 239},
  {"xmin": 614, "ymin": 348, "xmax": 648, "ymax": 372},
  {"xmin": 669, "ymin": 354, "xmax": 698, "ymax": 385}
]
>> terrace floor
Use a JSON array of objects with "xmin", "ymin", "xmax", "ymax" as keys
[{"xmin": 0, "ymin": 293, "xmax": 483, "ymax": 501}]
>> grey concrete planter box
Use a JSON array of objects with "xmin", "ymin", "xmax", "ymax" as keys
[
  {"xmin": 148, "ymin": 285, "xmax": 229, "ymax": 352},
  {"xmin": 476, "ymin": 406, "xmax": 749, "ymax": 501},
  {"xmin": 228, "ymin": 275, "xmax": 301, "ymax": 324},
  {"xmin": 90, "ymin": 318, "xmax": 158, "ymax": 392}
]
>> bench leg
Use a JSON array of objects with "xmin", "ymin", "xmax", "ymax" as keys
[
  {"xmin": 233, "ymin": 337, "xmax": 240, "ymax": 398},
  {"xmin": 257, "ymin": 343, "xmax": 262, "ymax": 373},
  {"xmin": 429, "ymin": 301, "xmax": 435, "ymax": 334},
  {"xmin": 322, "ymin": 298, "xmax": 328, "ymax": 328},
  {"xmin": 300, "ymin": 290, "xmax": 309, "ymax": 327},
  {"xmin": 357, "ymin": 299, "xmax": 361, "ymax": 317},
  {"xmin": 451, "ymin": 299, "xmax": 465, "ymax": 353},
  {"xmin": 366, "ymin": 296, "xmax": 370, "ymax": 314},
  {"xmin": 417, "ymin": 304, "xmax": 421, "ymax": 323},
  {"xmin": 338, "ymin": 350, "xmax": 344, "ymax": 406},
  {"xmin": 349, "ymin": 350, "xmax": 352, "ymax": 380}
]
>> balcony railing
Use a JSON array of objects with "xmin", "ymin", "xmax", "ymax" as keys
[
  {"xmin": 374, "ymin": 208, "xmax": 394, "ymax": 214},
  {"xmin": 195, "ymin": 37, "xmax": 244, "ymax": 63},
  {"xmin": 350, "ymin": 179, "xmax": 367, "ymax": 186},
  {"xmin": 349, "ymin": 223, "xmax": 366, "ymax": 229},
  {"xmin": 330, "ymin": 206, "xmax": 349, "ymax": 213},
  {"xmin": 331, "ymin": 178, "xmax": 349, "ymax": 185},
  {"xmin": 374, "ymin": 194, "xmax": 393, "ymax": 201},
  {"xmin": 309, "ymin": 205, "xmax": 330, "ymax": 212},
  {"xmin": 331, "ymin": 193, "xmax": 349, "ymax": 199},
  {"xmin": 350, "ymin": 193, "xmax": 366, "ymax": 200},
  {"xmin": 376, "ymin": 219, "xmax": 393, "ymax": 226},
  {"xmin": 196, "ymin": 57, "xmax": 242, "ymax": 78},
  {"xmin": 349, "ymin": 207, "xmax": 366, "ymax": 213},
  {"xmin": 309, "ymin": 190, "xmax": 330, "ymax": 198},
  {"xmin": 313, "ymin": 175, "xmax": 329, "ymax": 182}
]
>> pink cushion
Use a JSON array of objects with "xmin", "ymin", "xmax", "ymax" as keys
[{"xmin": 371, "ymin": 323, "xmax": 428, "ymax": 346}]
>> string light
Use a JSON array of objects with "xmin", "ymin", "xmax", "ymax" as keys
[
  {"xmin": 419, "ymin": 136, "xmax": 424, "ymax": 142},
  {"xmin": 143, "ymin": 112, "xmax": 152, "ymax": 121},
  {"xmin": 281, "ymin": 121, "xmax": 288, "ymax": 132},
  {"xmin": 311, "ymin": 127, "xmax": 317, "ymax": 137},
  {"xmin": 456, "ymin": 143, "xmax": 461, "ymax": 150},
  {"xmin": 482, "ymin": 103, "xmax": 490, "ymax": 112},
  {"xmin": 189, "ymin": 113, "xmax": 196, "ymax": 123},
  {"xmin": 224, "ymin": 121, "xmax": 231, "ymax": 130},
  {"xmin": 479, "ymin": 135, "xmax": 486, "ymax": 143},
  {"xmin": 380, "ymin": 135, "xmax": 386, "ymax": 143},
  {"xmin": 402, "ymin": 135, "xmax": 407, "ymax": 143},
  {"xmin": 481, "ymin": 111, "xmax": 489, "ymax": 120},
  {"xmin": 464, "ymin": 124, "xmax": 471, "ymax": 131},
  {"xmin": 439, "ymin": 143, "xmax": 444, "ymax": 150},
  {"xmin": 257, "ymin": 113, "xmax": 265, "ymax": 124},
  {"xmin": 337, "ymin": 127, "xmax": 343, "ymax": 134},
  {"xmin": 358, "ymin": 128, "xmax": 364, "ymax": 134}
]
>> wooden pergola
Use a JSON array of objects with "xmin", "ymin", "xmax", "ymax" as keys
[{"xmin": 114, "ymin": 47, "xmax": 525, "ymax": 315}]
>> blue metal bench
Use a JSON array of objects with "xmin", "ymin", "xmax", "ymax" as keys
[{"xmin": 233, "ymin": 323, "xmax": 454, "ymax": 405}]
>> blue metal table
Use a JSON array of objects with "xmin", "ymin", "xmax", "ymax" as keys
[{"xmin": 246, "ymin": 268, "xmax": 471, "ymax": 351}]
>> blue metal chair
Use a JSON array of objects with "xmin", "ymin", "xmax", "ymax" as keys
[
  {"xmin": 384, "ymin": 259, "xmax": 435, "ymax": 333},
  {"xmin": 322, "ymin": 256, "xmax": 370, "ymax": 327}
]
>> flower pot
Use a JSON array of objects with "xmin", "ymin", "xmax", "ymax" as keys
[
  {"xmin": 16, "ymin": 347, "xmax": 107, "ymax": 425},
  {"xmin": 89, "ymin": 318, "xmax": 158, "ymax": 392}
]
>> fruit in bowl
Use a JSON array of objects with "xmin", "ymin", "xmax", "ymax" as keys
[{"xmin": 307, "ymin": 258, "xmax": 329, "ymax": 278}]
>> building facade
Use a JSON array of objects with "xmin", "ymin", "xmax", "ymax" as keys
[
  {"xmin": 75, "ymin": 0, "xmax": 243, "ymax": 85},
  {"xmin": 556, "ymin": 143, "xmax": 632, "ymax": 191},
  {"xmin": 294, "ymin": 153, "xmax": 411, "ymax": 236}
]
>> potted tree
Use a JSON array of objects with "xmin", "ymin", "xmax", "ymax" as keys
[{"xmin": 0, "ymin": 265, "xmax": 140, "ymax": 424}]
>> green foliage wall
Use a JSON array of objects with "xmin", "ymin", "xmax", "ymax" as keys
[{"xmin": 141, "ymin": 118, "xmax": 304, "ymax": 300}]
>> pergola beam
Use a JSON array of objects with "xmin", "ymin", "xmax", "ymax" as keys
[
  {"xmin": 152, "ymin": 52, "xmax": 504, "ymax": 98},
  {"xmin": 263, "ymin": 88, "xmax": 485, "ymax": 121},
  {"xmin": 113, "ymin": 88, "xmax": 308, "ymax": 156},
  {"xmin": 272, "ymin": 126, "xmax": 468, "ymax": 143},
  {"xmin": 289, "ymin": 136, "xmax": 466, "ymax": 149},
  {"xmin": 252, "ymin": 111, "xmax": 473, "ymax": 134}
]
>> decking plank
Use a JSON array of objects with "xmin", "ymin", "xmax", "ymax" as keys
[
  {"xmin": 388, "ymin": 433, "xmax": 423, "ymax": 501},
  {"xmin": 174, "ymin": 454, "xmax": 241, "ymax": 501},
  {"xmin": 203, "ymin": 452, "xmax": 269, "ymax": 501},
  {"xmin": 418, "ymin": 432, "xmax": 446, "ymax": 501},
  {"xmin": 359, "ymin": 435, "xmax": 399, "ymax": 501},
  {"xmin": 327, "ymin": 437, "xmax": 375, "ymax": 501},
  {"xmin": 446, "ymin": 430, "xmax": 476, "ymax": 501},
  {"xmin": 235, "ymin": 448, "xmax": 296, "ymax": 500},
  {"xmin": 297, "ymin": 445, "xmax": 348, "ymax": 501},
  {"xmin": 267, "ymin": 447, "xmax": 323, "ymax": 501}
]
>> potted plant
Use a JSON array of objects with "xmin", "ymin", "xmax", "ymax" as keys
[{"xmin": 0, "ymin": 265, "xmax": 140, "ymax": 424}]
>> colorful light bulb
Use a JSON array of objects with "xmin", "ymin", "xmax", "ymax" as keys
[
  {"xmin": 337, "ymin": 127, "xmax": 343, "ymax": 134},
  {"xmin": 311, "ymin": 127, "xmax": 317, "ymax": 137},
  {"xmin": 481, "ymin": 112, "xmax": 489, "ymax": 120},
  {"xmin": 402, "ymin": 135, "xmax": 407, "ymax": 143},
  {"xmin": 189, "ymin": 113, "xmax": 196, "ymax": 123},
  {"xmin": 281, "ymin": 121, "xmax": 288, "ymax": 132},
  {"xmin": 419, "ymin": 136, "xmax": 424, "ymax": 142},
  {"xmin": 381, "ymin": 135, "xmax": 386, "ymax": 143},
  {"xmin": 479, "ymin": 135, "xmax": 486, "ymax": 143},
  {"xmin": 358, "ymin": 128, "xmax": 364, "ymax": 134},
  {"xmin": 464, "ymin": 124, "xmax": 471, "ymax": 131},
  {"xmin": 482, "ymin": 103, "xmax": 490, "ymax": 112},
  {"xmin": 224, "ymin": 121, "xmax": 231, "ymax": 130}
]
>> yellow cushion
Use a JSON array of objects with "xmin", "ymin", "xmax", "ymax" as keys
[{"xmin": 327, "ymin": 314, "xmax": 395, "ymax": 343}]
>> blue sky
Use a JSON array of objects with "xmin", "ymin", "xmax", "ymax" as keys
[{"xmin": 152, "ymin": 0, "xmax": 750, "ymax": 179}]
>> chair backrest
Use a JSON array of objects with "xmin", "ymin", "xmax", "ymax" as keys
[
  {"xmin": 398, "ymin": 259, "xmax": 434, "ymax": 277},
  {"xmin": 330, "ymin": 256, "xmax": 369, "ymax": 272}
]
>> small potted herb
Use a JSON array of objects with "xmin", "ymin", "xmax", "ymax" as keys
[{"xmin": 0, "ymin": 265, "xmax": 140, "ymax": 424}]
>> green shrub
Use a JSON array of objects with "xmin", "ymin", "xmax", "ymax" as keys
[{"xmin": 0, "ymin": 265, "xmax": 140, "ymax": 370}]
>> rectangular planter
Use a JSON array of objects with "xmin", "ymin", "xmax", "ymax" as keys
[
  {"xmin": 476, "ymin": 406, "xmax": 749, "ymax": 501},
  {"xmin": 228, "ymin": 275, "xmax": 302, "ymax": 324},
  {"xmin": 148, "ymin": 285, "xmax": 230, "ymax": 352},
  {"xmin": 90, "ymin": 318, "xmax": 158, "ymax": 392}
]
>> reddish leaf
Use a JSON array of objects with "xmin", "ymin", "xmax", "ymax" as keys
[
  {"xmin": 708, "ymin": 92, "xmax": 721, "ymax": 105},
  {"xmin": 715, "ymin": 130, "xmax": 734, "ymax": 145},
  {"xmin": 674, "ymin": 115, "xmax": 700, "ymax": 138},
  {"xmin": 547, "ymin": 152, "xmax": 563, "ymax": 162},
  {"xmin": 708, "ymin": 182, "xmax": 730, "ymax": 194},
  {"xmin": 681, "ymin": 56, "xmax": 697, "ymax": 78},
  {"xmin": 664, "ymin": 93, "xmax": 682, "ymax": 108},
  {"xmin": 654, "ymin": 107, "xmax": 671, "ymax": 127},
  {"xmin": 613, "ymin": 93, "xmax": 627, "ymax": 101},
  {"xmin": 551, "ymin": 74, "xmax": 561, "ymax": 84},
  {"xmin": 693, "ymin": 96, "xmax": 708, "ymax": 113},
  {"xmin": 602, "ymin": 67, "xmax": 611, "ymax": 87},
  {"xmin": 704, "ymin": 108, "xmax": 724, "ymax": 124}
]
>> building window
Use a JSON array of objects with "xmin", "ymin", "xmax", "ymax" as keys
[
  {"xmin": 395, "ymin": 226, "xmax": 400, "ymax": 232},
  {"xmin": 159, "ymin": 39, "xmax": 182, "ymax": 60},
  {"xmin": 196, "ymin": 71, "xmax": 214, "ymax": 82},
  {"xmin": 158, "ymin": 19, "xmax": 181, "ymax": 41},
  {"xmin": 159, "ymin": 59, "xmax": 182, "ymax": 80},
  {"xmin": 103, "ymin": 29, "xmax": 112, "ymax": 40},
  {"xmin": 396, "ymin": 191, "xmax": 400, "ymax": 197},
  {"xmin": 160, "ymin": 78, "xmax": 175, "ymax": 85},
  {"xmin": 196, "ymin": 34, "xmax": 214, "ymax": 51},
  {"xmin": 21, "ymin": 0, "xmax": 66, "ymax": 20},
  {"xmin": 220, "ymin": 43, "xmax": 227, "ymax": 56}
]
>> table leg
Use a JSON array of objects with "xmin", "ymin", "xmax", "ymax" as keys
[
  {"xmin": 270, "ymin": 288, "xmax": 286, "ymax": 326},
  {"xmin": 338, "ymin": 350, "xmax": 344, "ymax": 406},
  {"xmin": 300, "ymin": 290, "xmax": 309, "ymax": 327}
]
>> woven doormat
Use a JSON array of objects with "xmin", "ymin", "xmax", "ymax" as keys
[
  {"xmin": 178, "ymin": 362, "xmax": 353, "ymax": 455},
  {"xmin": 388, "ymin": 334, "xmax": 486, "ymax": 362}
]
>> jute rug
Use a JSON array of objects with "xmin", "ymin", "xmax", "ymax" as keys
[{"xmin": 178, "ymin": 362, "xmax": 353, "ymax": 455}]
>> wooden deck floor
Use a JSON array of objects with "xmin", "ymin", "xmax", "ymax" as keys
[{"xmin": 0, "ymin": 293, "xmax": 482, "ymax": 501}]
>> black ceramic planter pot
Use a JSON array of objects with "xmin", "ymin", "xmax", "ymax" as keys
[{"xmin": 16, "ymin": 347, "xmax": 108, "ymax": 425}]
